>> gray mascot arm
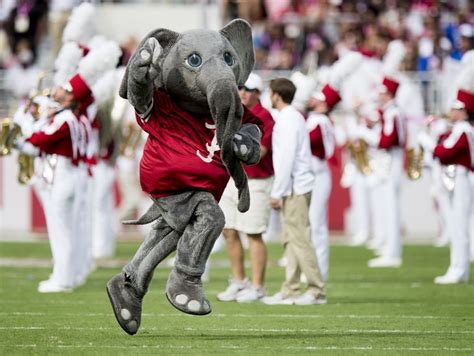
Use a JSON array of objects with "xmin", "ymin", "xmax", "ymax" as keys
[
  {"xmin": 232, "ymin": 123, "xmax": 262, "ymax": 165},
  {"xmin": 124, "ymin": 38, "xmax": 161, "ymax": 116}
]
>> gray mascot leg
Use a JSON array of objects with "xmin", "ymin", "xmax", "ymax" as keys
[
  {"xmin": 164, "ymin": 192, "xmax": 225, "ymax": 315},
  {"xmin": 106, "ymin": 215, "xmax": 180, "ymax": 335}
]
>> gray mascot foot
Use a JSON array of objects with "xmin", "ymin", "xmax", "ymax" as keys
[
  {"xmin": 106, "ymin": 273, "xmax": 143, "ymax": 335},
  {"xmin": 165, "ymin": 268, "xmax": 211, "ymax": 315}
]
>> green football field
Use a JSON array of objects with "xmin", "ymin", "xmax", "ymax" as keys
[{"xmin": 0, "ymin": 240, "xmax": 473, "ymax": 355}]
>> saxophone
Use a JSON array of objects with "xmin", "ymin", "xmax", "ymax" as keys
[
  {"xmin": 0, "ymin": 119, "xmax": 22, "ymax": 156},
  {"xmin": 406, "ymin": 146, "xmax": 424, "ymax": 180},
  {"xmin": 18, "ymin": 72, "xmax": 52, "ymax": 184},
  {"xmin": 347, "ymin": 139, "xmax": 372, "ymax": 175},
  {"xmin": 119, "ymin": 121, "xmax": 143, "ymax": 158}
]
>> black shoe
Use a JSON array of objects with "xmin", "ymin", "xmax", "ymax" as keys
[
  {"xmin": 106, "ymin": 273, "xmax": 143, "ymax": 335},
  {"xmin": 165, "ymin": 268, "xmax": 211, "ymax": 316}
]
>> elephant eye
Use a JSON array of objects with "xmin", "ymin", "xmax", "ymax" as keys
[
  {"xmin": 186, "ymin": 53, "xmax": 202, "ymax": 68},
  {"xmin": 224, "ymin": 52, "xmax": 234, "ymax": 66}
]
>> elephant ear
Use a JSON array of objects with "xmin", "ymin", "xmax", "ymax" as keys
[
  {"xmin": 119, "ymin": 28, "xmax": 180, "ymax": 99},
  {"xmin": 219, "ymin": 19, "xmax": 255, "ymax": 86}
]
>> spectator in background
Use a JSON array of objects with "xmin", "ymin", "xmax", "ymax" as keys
[
  {"xmin": 5, "ymin": 0, "xmax": 48, "ymax": 64},
  {"xmin": 217, "ymin": 73, "xmax": 274, "ymax": 303},
  {"xmin": 5, "ymin": 38, "xmax": 39, "ymax": 99},
  {"xmin": 262, "ymin": 78, "xmax": 326, "ymax": 306}
]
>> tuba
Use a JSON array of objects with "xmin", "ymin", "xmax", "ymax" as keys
[
  {"xmin": 346, "ymin": 139, "xmax": 372, "ymax": 175},
  {"xmin": 406, "ymin": 146, "xmax": 424, "ymax": 180}
]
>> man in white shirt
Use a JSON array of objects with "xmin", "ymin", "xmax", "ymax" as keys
[{"xmin": 262, "ymin": 78, "xmax": 326, "ymax": 305}]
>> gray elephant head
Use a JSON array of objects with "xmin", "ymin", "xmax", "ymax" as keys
[{"xmin": 120, "ymin": 19, "xmax": 256, "ymax": 212}]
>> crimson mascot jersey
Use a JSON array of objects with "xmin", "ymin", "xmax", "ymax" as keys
[{"xmin": 137, "ymin": 89, "xmax": 263, "ymax": 201}]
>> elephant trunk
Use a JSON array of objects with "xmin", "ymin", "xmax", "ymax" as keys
[{"xmin": 206, "ymin": 77, "xmax": 250, "ymax": 212}]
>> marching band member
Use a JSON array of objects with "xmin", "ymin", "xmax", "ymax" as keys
[
  {"xmin": 358, "ymin": 40, "xmax": 407, "ymax": 268},
  {"xmin": 419, "ymin": 53, "xmax": 474, "ymax": 284},
  {"xmin": 15, "ymin": 82, "xmax": 84, "ymax": 293},
  {"xmin": 14, "ymin": 41, "xmax": 121, "ymax": 292},
  {"xmin": 340, "ymin": 52, "xmax": 383, "ymax": 246},
  {"xmin": 91, "ymin": 69, "xmax": 122, "ymax": 260},
  {"xmin": 425, "ymin": 118, "xmax": 451, "ymax": 247},
  {"xmin": 306, "ymin": 51, "xmax": 362, "ymax": 281},
  {"xmin": 70, "ymin": 41, "xmax": 122, "ymax": 285}
]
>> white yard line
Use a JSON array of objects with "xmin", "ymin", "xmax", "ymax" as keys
[
  {"xmin": 2, "ymin": 326, "xmax": 473, "ymax": 335},
  {"xmin": 7, "ymin": 344, "xmax": 474, "ymax": 352},
  {"xmin": 0, "ymin": 312, "xmax": 471, "ymax": 320}
]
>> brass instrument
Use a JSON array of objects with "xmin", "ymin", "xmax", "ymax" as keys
[
  {"xmin": 406, "ymin": 146, "xmax": 424, "ymax": 180},
  {"xmin": 11, "ymin": 72, "xmax": 51, "ymax": 185},
  {"xmin": 347, "ymin": 139, "xmax": 372, "ymax": 175},
  {"xmin": 18, "ymin": 152, "xmax": 35, "ymax": 184},
  {"xmin": 0, "ymin": 119, "xmax": 22, "ymax": 156},
  {"xmin": 119, "ymin": 122, "xmax": 143, "ymax": 158}
]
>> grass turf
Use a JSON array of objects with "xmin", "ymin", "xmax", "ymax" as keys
[{"xmin": 0, "ymin": 241, "xmax": 473, "ymax": 355}]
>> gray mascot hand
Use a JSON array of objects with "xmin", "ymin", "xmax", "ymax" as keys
[
  {"xmin": 128, "ymin": 38, "xmax": 162, "ymax": 114},
  {"xmin": 232, "ymin": 123, "xmax": 261, "ymax": 165}
]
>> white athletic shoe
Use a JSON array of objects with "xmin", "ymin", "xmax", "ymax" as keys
[
  {"xmin": 368, "ymin": 257, "xmax": 401, "ymax": 268},
  {"xmin": 236, "ymin": 286, "xmax": 266, "ymax": 303},
  {"xmin": 277, "ymin": 256, "xmax": 288, "ymax": 267},
  {"xmin": 294, "ymin": 292, "xmax": 327, "ymax": 305},
  {"xmin": 262, "ymin": 292, "xmax": 295, "ymax": 305},
  {"xmin": 433, "ymin": 237, "xmax": 449, "ymax": 248},
  {"xmin": 38, "ymin": 280, "xmax": 73, "ymax": 293},
  {"xmin": 350, "ymin": 233, "xmax": 369, "ymax": 246},
  {"xmin": 367, "ymin": 239, "xmax": 382, "ymax": 251},
  {"xmin": 217, "ymin": 278, "xmax": 249, "ymax": 302},
  {"xmin": 434, "ymin": 271, "xmax": 468, "ymax": 285}
]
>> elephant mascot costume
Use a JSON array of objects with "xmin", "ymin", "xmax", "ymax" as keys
[{"xmin": 106, "ymin": 19, "xmax": 263, "ymax": 335}]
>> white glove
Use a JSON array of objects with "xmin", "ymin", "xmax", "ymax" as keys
[
  {"xmin": 356, "ymin": 126, "xmax": 380, "ymax": 147},
  {"xmin": 14, "ymin": 137, "xmax": 40, "ymax": 157},
  {"xmin": 417, "ymin": 131, "xmax": 435, "ymax": 152}
]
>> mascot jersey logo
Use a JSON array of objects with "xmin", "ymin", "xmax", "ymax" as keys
[{"xmin": 196, "ymin": 122, "xmax": 220, "ymax": 163}]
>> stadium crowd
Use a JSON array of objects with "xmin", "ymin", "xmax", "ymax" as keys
[{"xmin": 0, "ymin": 1, "xmax": 473, "ymax": 307}]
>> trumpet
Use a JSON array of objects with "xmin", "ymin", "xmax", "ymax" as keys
[
  {"xmin": 346, "ymin": 139, "xmax": 372, "ymax": 175},
  {"xmin": 406, "ymin": 146, "xmax": 424, "ymax": 180}
]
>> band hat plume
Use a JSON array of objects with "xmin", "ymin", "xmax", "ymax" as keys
[
  {"xmin": 53, "ymin": 42, "xmax": 83, "ymax": 87},
  {"xmin": 65, "ymin": 40, "xmax": 122, "ymax": 104},
  {"xmin": 291, "ymin": 71, "xmax": 317, "ymax": 112},
  {"xmin": 62, "ymin": 2, "xmax": 97, "ymax": 47},
  {"xmin": 313, "ymin": 51, "xmax": 363, "ymax": 110},
  {"xmin": 380, "ymin": 40, "xmax": 406, "ymax": 96}
]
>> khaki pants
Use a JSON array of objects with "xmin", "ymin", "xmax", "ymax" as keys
[{"xmin": 280, "ymin": 193, "xmax": 325, "ymax": 298}]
